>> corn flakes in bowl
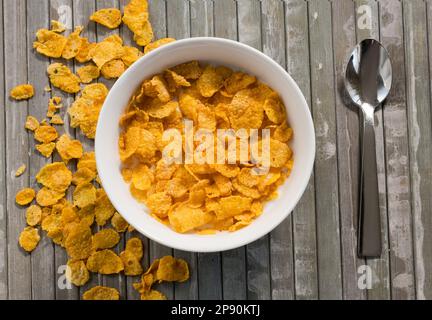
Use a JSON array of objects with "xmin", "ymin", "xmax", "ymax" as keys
[{"xmin": 96, "ymin": 37, "xmax": 315, "ymax": 252}]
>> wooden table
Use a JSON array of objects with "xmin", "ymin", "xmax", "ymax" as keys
[{"xmin": 0, "ymin": 0, "xmax": 430, "ymax": 300}]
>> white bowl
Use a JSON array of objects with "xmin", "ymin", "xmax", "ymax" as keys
[{"xmin": 95, "ymin": 37, "xmax": 315, "ymax": 252}]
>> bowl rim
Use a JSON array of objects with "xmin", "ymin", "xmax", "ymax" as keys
[{"xmin": 95, "ymin": 37, "xmax": 316, "ymax": 252}]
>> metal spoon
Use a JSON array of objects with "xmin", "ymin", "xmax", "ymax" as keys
[{"xmin": 344, "ymin": 39, "xmax": 392, "ymax": 258}]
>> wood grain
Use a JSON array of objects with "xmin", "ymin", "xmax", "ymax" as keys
[
  {"xmin": 27, "ymin": 0, "xmax": 55, "ymax": 300},
  {"xmin": 308, "ymin": 0, "xmax": 342, "ymax": 299},
  {"xmin": 403, "ymin": 0, "xmax": 432, "ymax": 300},
  {"xmin": 284, "ymin": 0, "xmax": 318, "ymax": 300},
  {"xmin": 0, "ymin": 0, "xmax": 8, "ymax": 300},
  {"xmin": 4, "ymin": 0, "xmax": 32, "ymax": 300}
]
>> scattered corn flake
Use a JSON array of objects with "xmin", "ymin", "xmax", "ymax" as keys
[
  {"xmin": 72, "ymin": 167, "xmax": 96, "ymax": 185},
  {"xmin": 77, "ymin": 204, "xmax": 95, "ymax": 227},
  {"xmin": 25, "ymin": 116, "xmax": 39, "ymax": 131},
  {"xmin": 44, "ymin": 85, "xmax": 51, "ymax": 92},
  {"xmin": 15, "ymin": 164, "xmax": 26, "ymax": 177},
  {"xmin": 156, "ymin": 256, "xmax": 189, "ymax": 282},
  {"xmin": 92, "ymin": 228, "xmax": 120, "ymax": 250},
  {"xmin": 90, "ymin": 8, "xmax": 122, "ymax": 29},
  {"xmin": 64, "ymin": 223, "xmax": 93, "ymax": 260},
  {"xmin": 144, "ymin": 38, "xmax": 175, "ymax": 54},
  {"xmin": 77, "ymin": 64, "xmax": 100, "ymax": 84},
  {"xmin": 82, "ymin": 286, "xmax": 120, "ymax": 300},
  {"xmin": 95, "ymin": 189, "xmax": 116, "ymax": 226},
  {"xmin": 141, "ymin": 289, "xmax": 166, "ymax": 300},
  {"xmin": 10, "ymin": 84, "xmax": 34, "ymax": 100},
  {"xmin": 51, "ymin": 20, "xmax": 66, "ymax": 33},
  {"xmin": 86, "ymin": 249, "xmax": 124, "ymax": 274},
  {"xmin": 49, "ymin": 114, "xmax": 64, "ymax": 125},
  {"xmin": 75, "ymin": 38, "xmax": 96, "ymax": 63},
  {"xmin": 73, "ymin": 182, "xmax": 97, "ymax": 208},
  {"xmin": 125, "ymin": 237, "xmax": 144, "ymax": 260},
  {"xmin": 35, "ymin": 142, "xmax": 56, "ymax": 158},
  {"xmin": 66, "ymin": 260, "xmax": 90, "ymax": 287},
  {"xmin": 15, "ymin": 188, "xmax": 36, "ymax": 206},
  {"xmin": 19, "ymin": 227, "xmax": 40, "ymax": 252},
  {"xmin": 111, "ymin": 212, "xmax": 129, "ymax": 232},
  {"xmin": 121, "ymin": 46, "xmax": 143, "ymax": 67},
  {"xmin": 90, "ymin": 39, "xmax": 124, "ymax": 69},
  {"xmin": 36, "ymin": 187, "xmax": 65, "ymax": 207},
  {"xmin": 62, "ymin": 26, "xmax": 84, "ymax": 59},
  {"xmin": 33, "ymin": 29, "xmax": 67, "ymax": 58},
  {"xmin": 47, "ymin": 63, "xmax": 81, "ymax": 94},
  {"xmin": 47, "ymin": 96, "xmax": 62, "ymax": 118},
  {"xmin": 56, "ymin": 134, "xmax": 83, "ymax": 163},
  {"xmin": 120, "ymin": 250, "xmax": 143, "ymax": 276},
  {"xmin": 100, "ymin": 59, "xmax": 126, "ymax": 79},
  {"xmin": 26, "ymin": 204, "xmax": 42, "ymax": 226},
  {"xmin": 36, "ymin": 162, "xmax": 72, "ymax": 192},
  {"xmin": 122, "ymin": 0, "xmax": 153, "ymax": 46},
  {"xmin": 34, "ymin": 124, "xmax": 58, "ymax": 143}
]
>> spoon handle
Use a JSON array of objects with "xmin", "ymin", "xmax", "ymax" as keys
[{"xmin": 358, "ymin": 104, "xmax": 382, "ymax": 258}]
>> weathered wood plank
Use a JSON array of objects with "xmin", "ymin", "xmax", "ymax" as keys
[
  {"xmin": 93, "ymin": 0, "xmax": 126, "ymax": 298},
  {"xmin": 308, "ymin": 0, "xmax": 342, "ymax": 299},
  {"xmin": 27, "ymin": 0, "xmax": 55, "ymax": 300},
  {"xmin": 374, "ymin": 0, "xmax": 411, "ymax": 300},
  {"xmin": 237, "ymin": 0, "xmax": 271, "ymax": 300},
  {"xmin": 284, "ymin": 0, "xmax": 318, "ymax": 300},
  {"xmin": 190, "ymin": 0, "xmax": 214, "ymax": 38},
  {"xmin": 217, "ymin": 0, "xmax": 247, "ymax": 300},
  {"xmin": 118, "ymin": 0, "xmax": 149, "ymax": 301},
  {"xmin": 147, "ymin": 0, "xmax": 174, "ymax": 301},
  {"xmin": 0, "ymin": 0, "xmax": 8, "ymax": 300},
  {"xmin": 4, "ymin": 0, "xmax": 32, "ymax": 300},
  {"xmin": 419, "ymin": 0, "xmax": 432, "ymax": 300},
  {"xmin": 403, "ymin": 0, "xmax": 432, "ymax": 300},
  {"xmin": 166, "ymin": 0, "xmax": 198, "ymax": 301},
  {"xmin": 71, "ymin": 0, "xmax": 102, "ymax": 300},
  {"xmin": 332, "ymin": 0, "xmax": 366, "ymax": 300},
  {"xmin": 49, "ymin": 0, "xmax": 79, "ymax": 300},
  {"xmin": 262, "ymin": 0, "xmax": 295, "ymax": 300}
]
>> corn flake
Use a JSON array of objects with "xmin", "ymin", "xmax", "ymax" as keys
[
  {"xmin": 62, "ymin": 26, "xmax": 84, "ymax": 59},
  {"xmin": 36, "ymin": 162, "xmax": 72, "ymax": 192},
  {"xmin": 100, "ymin": 59, "xmax": 126, "ymax": 79},
  {"xmin": 64, "ymin": 224, "xmax": 93, "ymax": 260},
  {"xmin": 125, "ymin": 237, "xmax": 144, "ymax": 260},
  {"xmin": 83, "ymin": 286, "xmax": 120, "ymax": 300},
  {"xmin": 25, "ymin": 116, "xmax": 40, "ymax": 131},
  {"xmin": 86, "ymin": 249, "xmax": 124, "ymax": 274},
  {"xmin": 66, "ymin": 260, "xmax": 90, "ymax": 287},
  {"xmin": 10, "ymin": 84, "xmax": 34, "ymax": 100},
  {"xmin": 77, "ymin": 64, "xmax": 100, "ymax": 83},
  {"xmin": 36, "ymin": 142, "xmax": 56, "ymax": 158},
  {"xmin": 73, "ymin": 182, "xmax": 97, "ymax": 208},
  {"xmin": 19, "ymin": 227, "xmax": 40, "ymax": 252},
  {"xmin": 90, "ymin": 8, "xmax": 122, "ymax": 29},
  {"xmin": 92, "ymin": 229, "xmax": 120, "ymax": 250},
  {"xmin": 111, "ymin": 212, "xmax": 129, "ymax": 232},
  {"xmin": 120, "ymin": 250, "xmax": 143, "ymax": 276},
  {"xmin": 15, "ymin": 164, "xmax": 26, "ymax": 177},
  {"xmin": 47, "ymin": 63, "xmax": 81, "ymax": 94},
  {"xmin": 15, "ymin": 188, "xmax": 36, "ymax": 206},
  {"xmin": 144, "ymin": 38, "xmax": 175, "ymax": 54},
  {"xmin": 26, "ymin": 205, "xmax": 42, "ymax": 226},
  {"xmin": 33, "ymin": 29, "xmax": 67, "ymax": 58},
  {"xmin": 122, "ymin": 0, "xmax": 153, "ymax": 46}
]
